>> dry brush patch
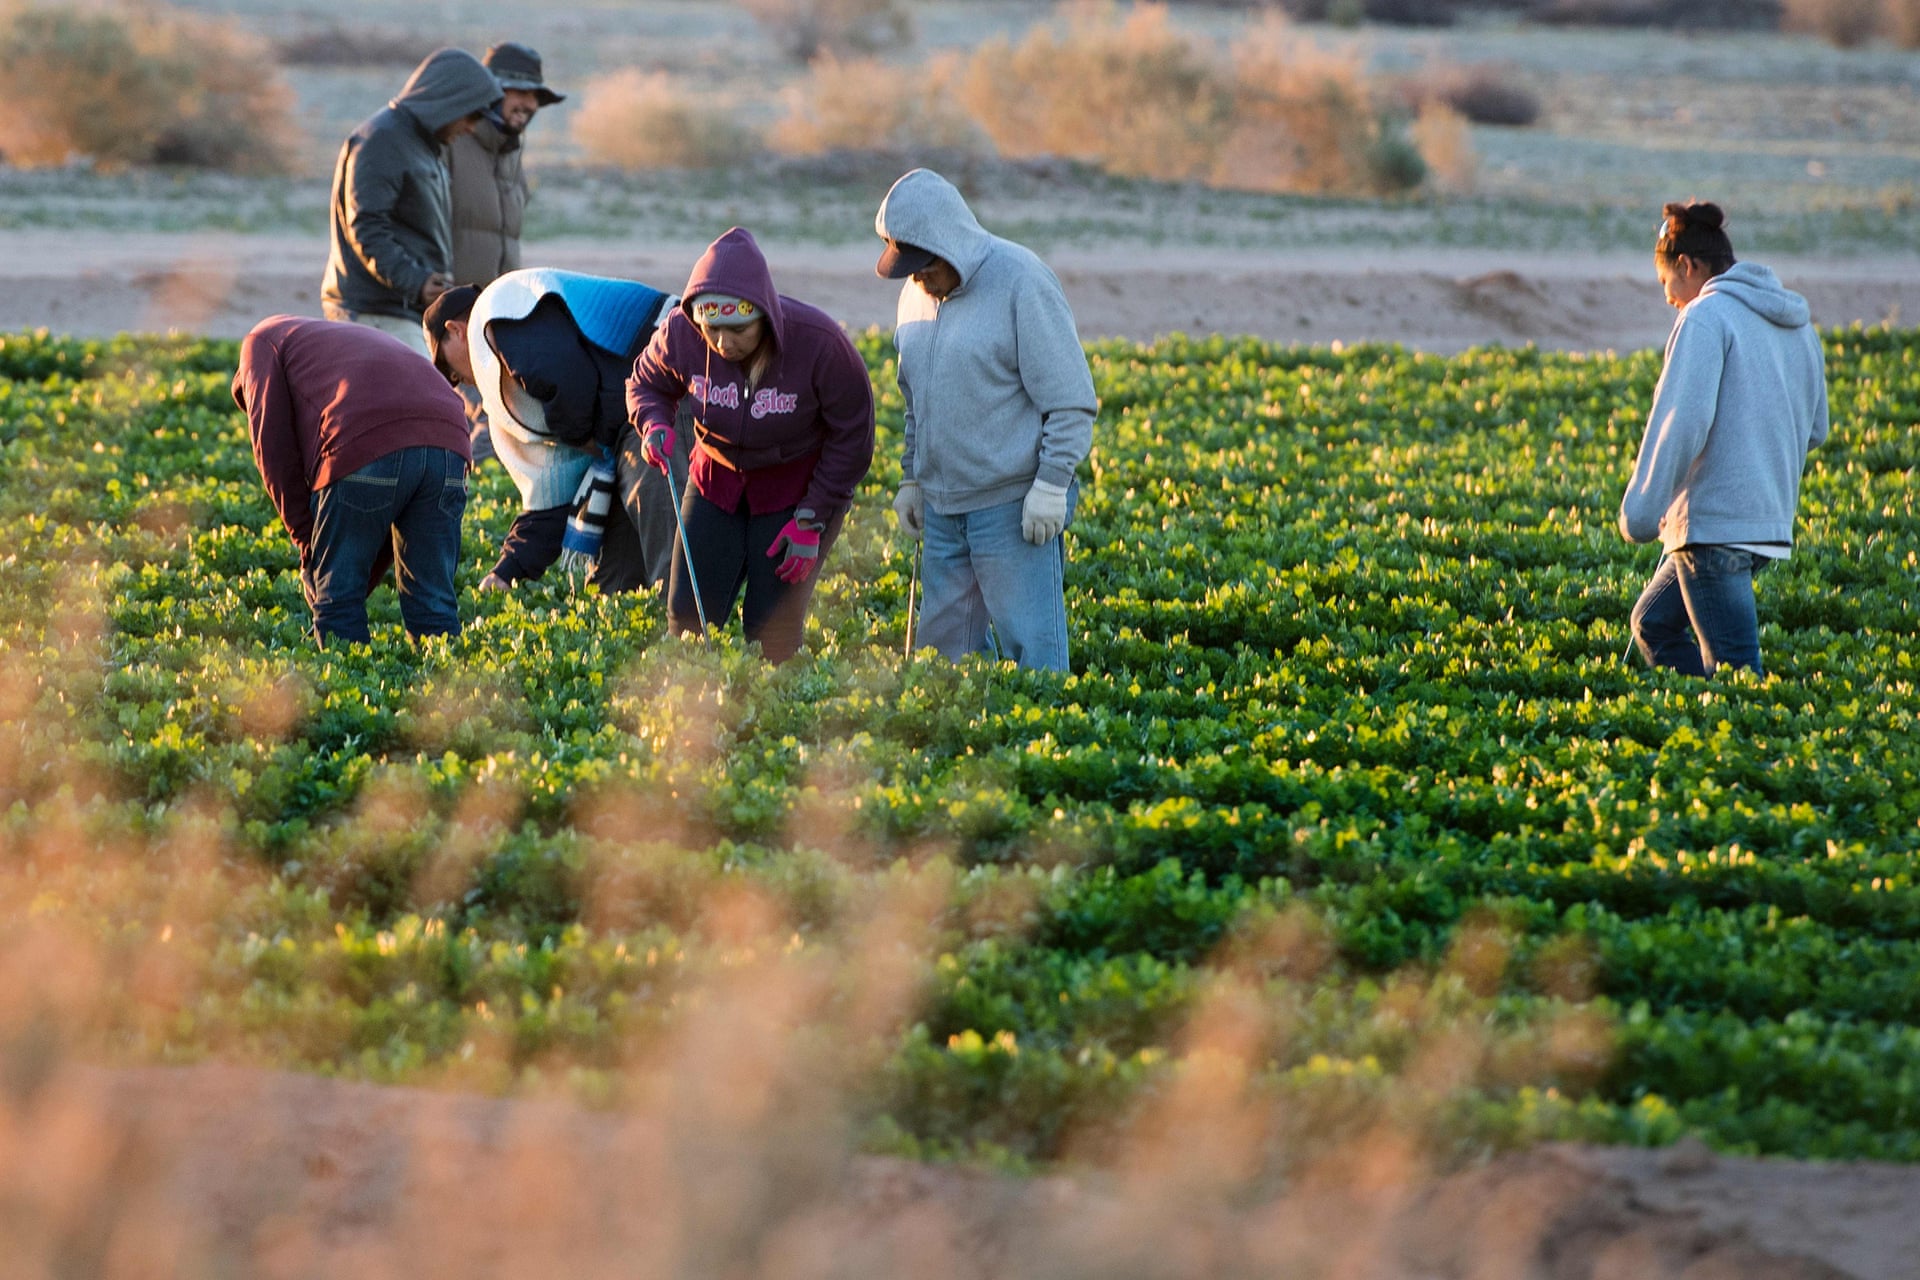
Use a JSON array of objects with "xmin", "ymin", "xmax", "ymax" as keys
[
  {"xmin": 0, "ymin": 0, "xmax": 299, "ymax": 174},
  {"xmin": 573, "ymin": 3, "xmax": 1440, "ymax": 196}
]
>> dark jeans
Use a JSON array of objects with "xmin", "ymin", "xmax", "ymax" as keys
[
  {"xmin": 669, "ymin": 487, "xmax": 844, "ymax": 664},
  {"xmin": 306, "ymin": 445, "xmax": 466, "ymax": 645},
  {"xmin": 1630, "ymin": 545, "xmax": 1771, "ymax": 676}
]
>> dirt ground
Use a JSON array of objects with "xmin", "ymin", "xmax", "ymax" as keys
[
  {"xmin": 5, "ymin": 229, "xmax": 1916, "ymax": 354},
  {"xmin": 5, "ymin": 1061, "xmax": 1908, "ymax": 1280}
]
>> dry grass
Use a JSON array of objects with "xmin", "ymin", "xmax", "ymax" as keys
[
  {"xmin": 954, "ymin": 4, "xmax": 1230, "ymax": 185},
  {"xmin": 948, "ymin": 4, "xmax": 1430, "ymax": 196},
  {"xmin": 1217, "ymin": 15, "xmax": 1424, "ymax": 194},
  {"xmin": 1391, "ymin": 62, "xmax": 1541, "ymax": 127},
  {"xmin": 769, "ymin": 53, "xmax": 987, "ymax": 156},
  {"xmin": 274, "ymin": 23, "xmax": 436, "ymax": 68},
  {"xmin": 1885, "ymin": 0, "xmax": 1920, "ymax": 43},
  {"xmin": 1782, "ymin": 0, "xmax": 1883, "ymax": 42},
  {"xmin": 0, "ymin": 0, "xmax": 299, "ymax": 173},
  {"xmin": 1410, "ymin": 101, "xmax": 1476, "ymax": 193},
  {"xmin": 1783, "ymin": 0, "xmax": 1920, "ymax": 43},
  {"xmin": 740, "ymin": 0, "xmax": 914, "ymax": 63},
  {"xmin": 571, "ymin": 69, "xmax": 764, "ymax": 171}
]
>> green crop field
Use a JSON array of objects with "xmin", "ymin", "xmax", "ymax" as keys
[{"xmin": 2, "ymin": 325, "xmax": 1917, "ymax": 1172}]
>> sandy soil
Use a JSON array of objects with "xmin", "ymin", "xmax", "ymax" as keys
[
  {"xmin": 4, "ymin": 230, "xmax": 1916, "ymax": 353},
  {"xmin": 8, "ymin": 1061, "xmax": 1908, "ymax": 1280}
]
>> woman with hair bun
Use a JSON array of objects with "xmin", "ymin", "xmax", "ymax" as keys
[{"xmin": 1618, "ymin": 200, "xmax": 1829, "ymax": 676}]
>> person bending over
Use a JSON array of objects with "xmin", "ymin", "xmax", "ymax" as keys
[
  {"xmin": 233, "ymin": 317, "xmax": 471, "ymax": 646},
  {"xmin": 424, "ymin": 270, "xmax": 688, "ymax": 594},
  {"xmin": 626, "ymin": 227, "xmax": 875, "ymax": 664}
]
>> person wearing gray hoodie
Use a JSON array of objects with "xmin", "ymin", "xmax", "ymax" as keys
[
  {"xmin": 874, "ymin": 168, "xmax": 1098, "ymax": 672},
  {"xmin": 320, "ymin": 49, "xmax": 503, "ymax": 352},
  {"xmin": 1620, "ymin": 201, "xmax": 1830, "ymax": 676}
]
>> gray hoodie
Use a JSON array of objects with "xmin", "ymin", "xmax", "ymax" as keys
[
  {"xmin": 1619, "ymin": 261, "xmax": 1830, "ymax": 553},
  {"xmin": 876, "ymin": 169, "xmax": 1097, "ymax": 515},
  {"xmin": 321, "ymin": 49, "xmax": 503, "ymax": 321}
]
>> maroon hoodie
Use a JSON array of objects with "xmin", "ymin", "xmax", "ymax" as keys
[
  {"xmin": 232, "ymin": 316, "xmax": 471, "ymax": 550},
  {"xmin": 626, "ymin": 227, "xmax": 874, "ymax": 517}
]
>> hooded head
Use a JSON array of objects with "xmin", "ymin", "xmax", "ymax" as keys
[
  {"xmin": 680, "ymin": 227, "xmax": 785, "ymax": 348},
  {"xmin": 1697, "ymin": 261, "xmax": 1812, "ymax": 329},
  {"xmin": 392, "ymin": 48, "xmax": 504, "ymax": 137},
  {"xmin": 874, "ymin": 169, "xmax": 993, "ymax": 289}
]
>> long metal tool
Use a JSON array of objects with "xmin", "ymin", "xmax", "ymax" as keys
[
  {"xmin": 903, "ymin": 539, "xmax": 921, "ymax": 660},
  {"xmin": 661, "ymin": 455, "xmax": 709, "ymax": 638}
]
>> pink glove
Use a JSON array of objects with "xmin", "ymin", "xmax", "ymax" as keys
[
  {"xmin": 767, "ymin": 509, "xmax": 825, "ymax": 584},
  {"xmin": 639, "ymin": 422, "xmax": 675, "ymax": 474}
]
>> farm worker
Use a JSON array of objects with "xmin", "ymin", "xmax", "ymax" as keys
[
  {"xmin": 448, "ymin": 41, "xmax": 566, "ymax": 464},
  {"xmin": 873, "ymin": 167, "xmax": 1097, "ymax": 672},
  {"xmin": 1619, "ymin": 201, "xmax": 1829, "ymax": 677},
  {"xmin": 422, "ymin": 269, "xmax": 689, "ymax": 593},
  {"xmin": 232, "ymin": 317, "xmax": 472, "ymax": 646},
  {"xmin": 626, "ymin": 227, "xmax": 876, "ymax": 664},
  {"xmin": 320, "ymin": 48, "xmax": 503, "ymax": 354}
]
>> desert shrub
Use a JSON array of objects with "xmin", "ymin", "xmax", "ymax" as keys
[
  {"xmin": 275, "ymin": 24, "xmax": 435, "ymax": 68},
  {"xmin": 1360, "ymin": 0, "xmax": 1460, "ymax": 23},
  {"xmin": 769, "ymin": 52, "xmax": 987, "ymax": 155},
  {"xmin": 954, "ymin": 4, "xmax": 1231, "ymax": 185},
  {"xmin": 1217, "ymin": 15, "xmax": 1429, "ymax": 194},
  {"xmin": 571, "ymin": 69, "xmax": 764, "ymax": 171},
  {"xmin": 1395, "ymin": 63, "xmax": 1541, "ymax": 127},
  {"xmin": 739, "ymin": 0, "xmax": 914, "ymax": 62},
  {"xmin": 1282, "ymin": 0, "xmax": 1464, "ymax": 23},
  {"xmin": 1781, "ymin": 0, "xmax": 1882, "ymax": 41},
  {"xmin": 1884, "ymin": 0, "xmax": 1920, "ymax": 45},
  {"xmin": 0, "ymin": 0, "xmax": 299, "ymax": 173},
  {"xmin": 1781, "ymin": 0, "xmax": 1920, "ymax": 42},
  {"xmin": 1410, "ymin": 101, "xmax": 1474, "ymax": 192},
  {"xmin": 1527, "ymin": 0, "xmax": 1781, "ymax": 27},
  {"xmin": 949, "ymin": 4, "xmax": 1434, "ymax": 196}
]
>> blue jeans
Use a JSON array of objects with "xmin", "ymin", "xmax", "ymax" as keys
[
  {"xmin": 1630, "ymin": 545, "xmax": 1771, "ymax": 676},
  {"xmin": 919, "ymin": 483, "xmax": 1077, "ymax": 672},
  {"xmin": 306, "ymin": 446, "xmax": 467, "ymax": 645}
]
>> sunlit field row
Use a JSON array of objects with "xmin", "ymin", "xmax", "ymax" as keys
[{"xmin": 2, "ymin": 325, "xmax": 1917, "ymax": 1171}]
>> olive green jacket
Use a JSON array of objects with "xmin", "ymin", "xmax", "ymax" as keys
[{"xmin": 449, "ymin": 118, "xmax": 528, "ymax": 287}]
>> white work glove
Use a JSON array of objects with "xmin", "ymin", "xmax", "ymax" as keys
[
  {"xmin": 893, "ymin": 481, "xmax": 925, "ymax": 540},
  {"xmin": 1021, "ymin": 479, "xmax": 1069, "ymax": 545}
]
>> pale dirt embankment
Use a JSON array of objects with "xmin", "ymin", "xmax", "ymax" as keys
[{"xmin": 4, "ymin": 229, "xmax": 1914, "ymax": 353}]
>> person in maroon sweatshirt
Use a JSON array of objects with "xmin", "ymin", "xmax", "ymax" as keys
[
  {"xmin": 626, "ymin": 227, "xmax": 875, "ymax": 663},
  {"xmin": 232, "ymin": 316, "xmax": 474, "ymax": 645}
]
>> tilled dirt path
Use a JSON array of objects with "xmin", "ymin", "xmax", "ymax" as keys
[
  {"xmin": 11, "ymin": 1062, "xmax": 1912, "ymax": 1280},
  {"xmin": 6, "ymin": 230, "xmax": 1915, "ymax": 353}
]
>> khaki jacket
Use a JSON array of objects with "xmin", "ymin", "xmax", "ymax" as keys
[{"xmin": 449, "ymin": 118, "xmax": 528, "ymax": 287}]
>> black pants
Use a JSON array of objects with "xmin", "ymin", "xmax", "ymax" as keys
[{"xmin": 669, "ymin": 487, "xmax": 843, "ymax": 664}]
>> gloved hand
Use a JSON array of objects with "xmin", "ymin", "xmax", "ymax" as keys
[
  {"xmin": 767, "ymin": 509, "xmax": 826, "ymax": 584},
  {"xmin": 1021, "ymin": 479, "xmax": 1069, "ymax": 545},
  {"xmin": 639, "ymin": 422, "xmax": 675, "ymax": 474},
  {"xmin": 892, "ymin": 481, "xmax": 924, "ymax": 540}
]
